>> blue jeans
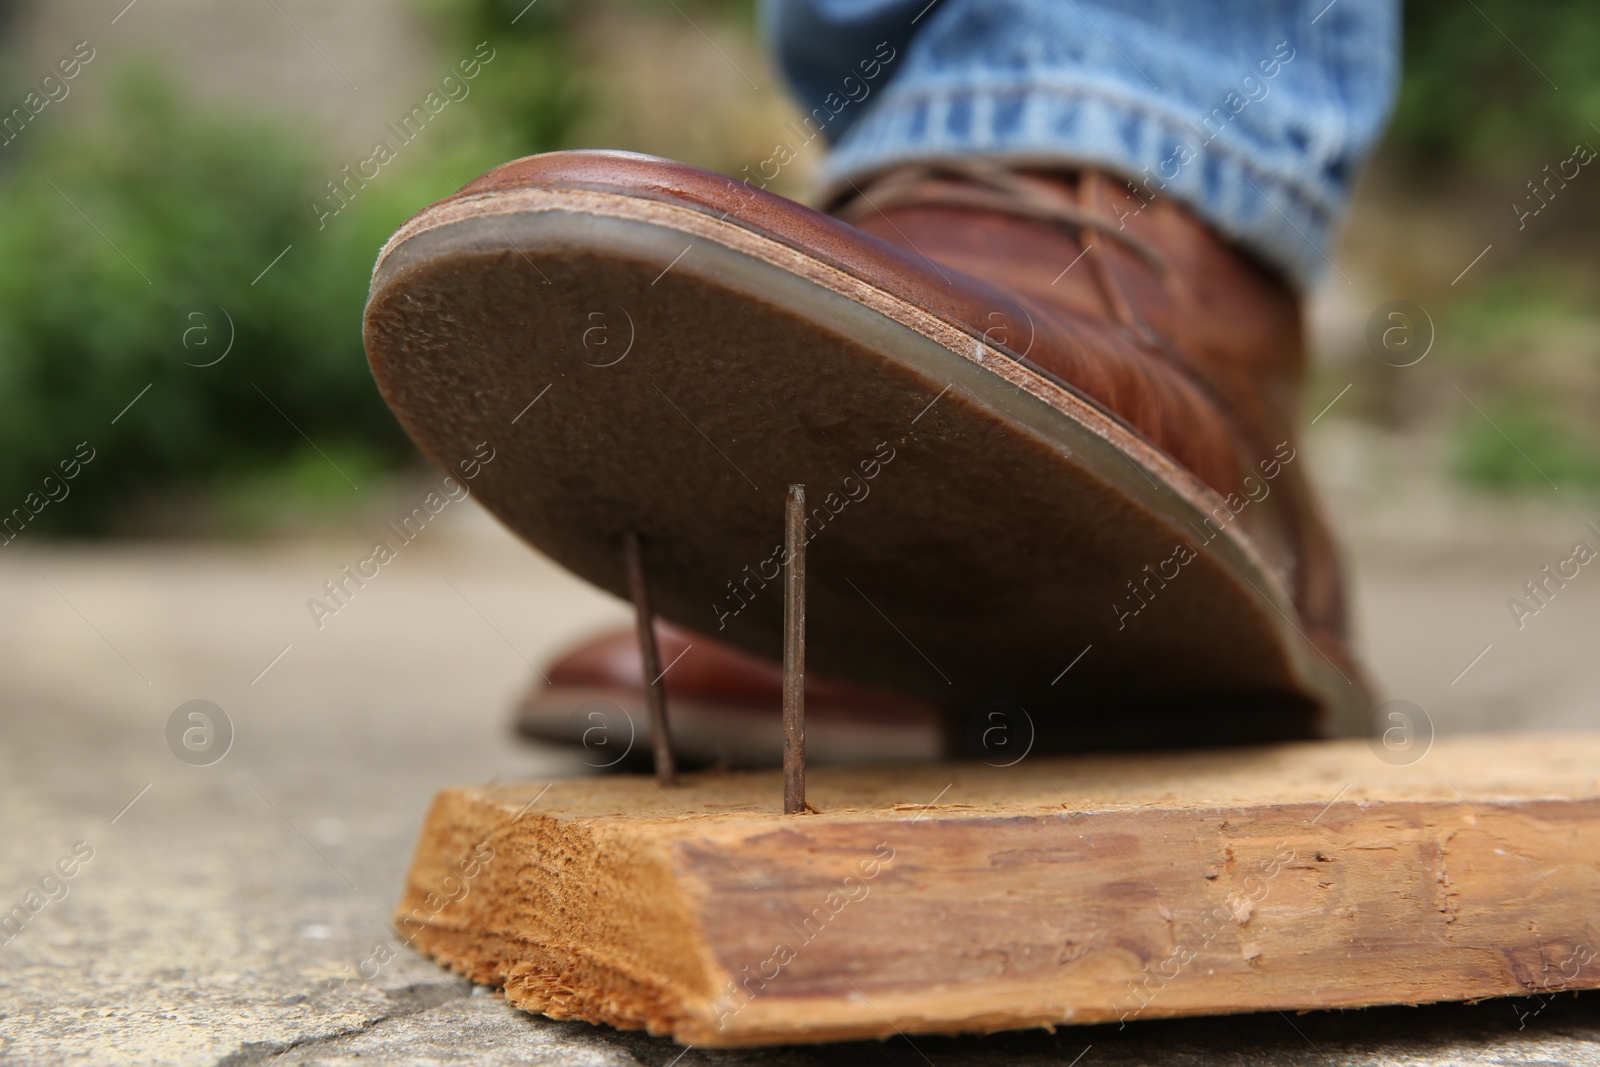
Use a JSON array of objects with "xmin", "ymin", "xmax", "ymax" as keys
[{"xmin": 761, "ymin": 0, "xmax": 1399, "ymax": 288}]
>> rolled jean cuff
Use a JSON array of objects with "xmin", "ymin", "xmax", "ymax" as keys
[{"xmin": 818, "ymin": 84, "xmax": 1342, "ymax": 290}]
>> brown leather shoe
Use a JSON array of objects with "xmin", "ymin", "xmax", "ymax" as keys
[
  {"xmin": 365, "ymin": 149, "xmax": 1370, "ymax": 750},
  {"xmin": 516, "ymin": 623, "xmax": 944, "ymax": 768}
]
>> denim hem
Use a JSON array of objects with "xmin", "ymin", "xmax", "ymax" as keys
[{"xmin": 818, "ymin": 82, "xmax": 1344, "ymax": 289}]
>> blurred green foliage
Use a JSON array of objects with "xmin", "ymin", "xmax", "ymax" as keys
[
  {"xmin": 1453, "ymin": 396, "xmax": 1600, "ymax": 492},
  {"xmin": 0, "ymin": 0, "xmax": 594, "ymax": 534},
  {"xmin": 1384, "ymin": 1, "xmax": 1600, "ymax": 495},
  {"xmin": 1436, "ymin": 275, "xmax": 1600, "ymax": 494},
  {"xmin": 0, "ymin": 71, "xmax": 401, "ymax": 533},
  {"xmin": 1390, "ymin": 0, "xmax": 1600, "ymax": 170}
]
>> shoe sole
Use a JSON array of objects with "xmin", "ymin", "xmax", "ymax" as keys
[{"xmin": 365, "ymin": 182, "xmax": 1367, "ymax": 746}]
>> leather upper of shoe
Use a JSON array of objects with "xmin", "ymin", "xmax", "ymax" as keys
[
  {"xmin": 828, "ymin": 161, "xmax": 1349, "ymax": 652},
  {"xmin": 447, "ymin": 150, "xmax": 1352, "ymax": 656}
]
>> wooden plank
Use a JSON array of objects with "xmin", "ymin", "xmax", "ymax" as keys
[{"xmin": 395, "ymin": 734, "xmax": 1600, "ymax": 1047}]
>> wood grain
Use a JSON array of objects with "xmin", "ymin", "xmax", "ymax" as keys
[{"xmin": 395, "ymin": 734, "xmax": 1600, "ymax": 1046}]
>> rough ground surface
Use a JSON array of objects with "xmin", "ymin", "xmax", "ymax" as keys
[{"xmin": 2, "ymin": 458, "xmax": 1598, "ymax": 1065}]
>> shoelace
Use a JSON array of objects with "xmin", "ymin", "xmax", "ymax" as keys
[{"xmin": 831, "ymin": 158, "xmax": 1168, "ymax": 341}]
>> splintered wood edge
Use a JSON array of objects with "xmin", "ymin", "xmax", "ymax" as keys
[{"xmin": 395, "ymin": 734, "xmax": 1600, "ymax": 1046}]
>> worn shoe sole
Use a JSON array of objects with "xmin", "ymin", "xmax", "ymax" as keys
[{"xmin": 364, "ymin": 153, "xmax": 1368, "ymax": 747}]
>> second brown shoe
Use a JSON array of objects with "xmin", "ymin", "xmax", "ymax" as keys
[
  {"xmin": 365, "ymin": 149, "xmax": 1371, "ymax": 753},
  {"xmin": 516, "ymin": 622, "xmax": 945, "ymax": 769}
]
